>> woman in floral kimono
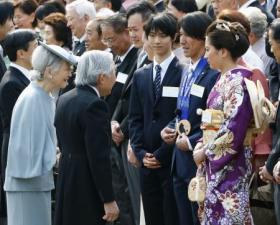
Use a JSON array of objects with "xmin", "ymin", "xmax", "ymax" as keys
[{"xmin": 193, "ymin": 20, "xmax": 254, "ymax": 225}]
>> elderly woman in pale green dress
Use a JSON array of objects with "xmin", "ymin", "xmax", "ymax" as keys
[{"xmin": 4, "ymin": 43, "xmax": 78, "ymax": 225}]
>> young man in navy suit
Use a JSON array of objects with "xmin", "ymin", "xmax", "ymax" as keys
[
  {"xmin": 129, "ymin": 12, "xmax": 182, "ymax": 225},
  {"xmin": 0, "ymin": 29, "xmax": 37, "ymax": 225},
  {"xmin": 161, "ymin": 12, "xmax": 219, "ymax": 225}
]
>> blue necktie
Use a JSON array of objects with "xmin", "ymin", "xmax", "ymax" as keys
[{"xmin": 154, "ymin": 65, "xmax": 161, "ymax": 99}]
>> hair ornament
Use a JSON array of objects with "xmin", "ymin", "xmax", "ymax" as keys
[{"xmin": 216, "ymin": 21, "xmax": 231, "ymax": 32}]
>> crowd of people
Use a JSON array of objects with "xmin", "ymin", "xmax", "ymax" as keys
[{"xmin": 0, "ymin": 0, "xmax": 279, "ymax": 225}]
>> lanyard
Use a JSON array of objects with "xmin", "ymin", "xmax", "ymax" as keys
[{"xmin": 177, "ymin": 57, "xmax": 207, "ymax": 120}]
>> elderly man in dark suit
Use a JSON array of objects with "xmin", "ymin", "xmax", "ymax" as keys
[
  {"xmin": 161, "ymin": 12, "xmax": 218, "ymax": 225},
  {"xmin": 54, "ymin": 50, "xmax": 119, "ymax": 225},
  {"xmin": 101, "ymin": 14, "xmax": 138, "ymax": 225},
  {"xmin": 129, "ymin": 13, "xmax": 182, "ymax": 225},
  {"xmin": 0, "ymin": 29, "xmax": 36, "ymax": 224}
]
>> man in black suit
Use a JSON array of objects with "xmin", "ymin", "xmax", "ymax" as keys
[
  {"xmin": 0, "ymin": 29, "xmax": 37, "ymax": 224},
  {"xmin": 101, "ymin": 14, "xmax": 139, "ymax": 117},
  {"xmin": 129, "ymin": 13, "xmax": 182, "ymax": 225},
  {"xmin": 0, "ymin": 3, "xmax": 14, "ymax": 222},
  {"xmin": 101, "ymin": 14, "xmax": 138, "ymax": 225},
  {"xmin": 54, "ymin": 50, "xmax": 119, "ymax": 225},
  {"xmin": 161, "ymin": 12, "xmax": 218, "ymax": 225},
  {"xmin": 110, "ymin": 4, "xmax": 155, "ymax": 225}
]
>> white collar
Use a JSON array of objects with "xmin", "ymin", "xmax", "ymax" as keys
[
  {"xmin": 119, "ymin": 45, "xmax": 134, "ymax": 63},
  {"xmin": 189, "ymin": 58, "xmax": 201, "ymax": 72},
  {"xmin": 89, "ymin": 85, "xmax": 100, "ymax": 97},
  {"xmin": 154, "ymin": 0, "xmax": 163, "ymax": 6},
  {"xmin": 9, "ymin": 62, "xmax": 31, "ymax": 80},
  {"xmin": 153, "ymin": 52, "xmax": 175, "ymax": 71},
  {"xmin": 74, "ymin": 34, "xmax": 86, "ymax": 43}
]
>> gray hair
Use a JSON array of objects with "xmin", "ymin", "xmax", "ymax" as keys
[
  {"xmin": 30, "ymin": 45, "xmax": 62, "ymax": 80},
  {"xmin": 66, "ymin": 0, "xmax": 96, "ymax": 20},
  {"xmin": 240, "ymin": 7, "xmax": 267, "ymax": 39},
  {"xmin": 75, "ymin": 50, "xmax": 114, "ymax": 86}
]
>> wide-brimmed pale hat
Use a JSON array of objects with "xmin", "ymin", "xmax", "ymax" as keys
[{"xmin": 38, "ymin": 41, "xmax": 79, "ymax": 66}]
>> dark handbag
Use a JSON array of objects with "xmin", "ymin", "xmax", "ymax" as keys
[{"xmin": 249, "ymin": 173, "xmax": 277, "ymax": 225}]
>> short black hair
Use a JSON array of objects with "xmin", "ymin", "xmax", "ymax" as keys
[
  {"xmin": 127, "ymin": 1, "xmax": 156, "ymax": 22},
  {"xmin": 180, "ymin": 11, "xmax": 212, "ymax": 40},
  {"xmin": 35, "ymin": 0, "xmax": 65, "ymax": 21},
  {"xmin": 101, "ymin": 14, "xmax": 127, "ymax": 34},
  {"xmin": 269, "ymin": 18, "xmax": 280, "ymax": 42},
  {"xmin": 170, "ymin": 0, "xmax": 198, "ymax": 14},
  {"xmin": 144, "ymin": 12, "xmax": 178, "ymax": 39},
  {"xmin": 14, "ymin": 0, "xmax": 38, "ymax": 28},
  {"xmin": 0, "ymin": 1, "xmax": 14, "ymax": 26},
  {"xmin": 2, "ymin": 29, "xmax": 37, "ymax": 62},
  {"xmin": 206, "ymin": 20, "xmax": 250, "ymax": 60}
]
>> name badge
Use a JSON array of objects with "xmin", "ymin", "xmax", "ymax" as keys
[
  {"xmin": 190, "ymin": 84, "xmax": 205, "ymax": 98},
  {"xmin": 116, "ymin": 72, "xmax": 128, "ymax": 84},
  {"xmin": 162, "ymin": 86, "xmax": 179, "ymax": 98},
  {"xmin": 202, "ymin": 111, "xmax": 212, "ymax": 123}
]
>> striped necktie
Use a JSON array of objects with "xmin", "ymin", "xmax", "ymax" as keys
[{"xmin": 154, "ymin": 65, "xmax": 162, "ymax": 99}]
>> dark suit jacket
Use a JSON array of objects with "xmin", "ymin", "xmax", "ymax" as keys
[
  {"xmin": 54, "ymin": 85, "xmax": 114, "ymax": 225},
  {"xmin": 0, "ymin": 55, "xmax": 6, "ymax": 81},
  {"xmin": 171, "ymin": 64, "xmax": 219, "ymax": 180},
  {"xmin": 129, "ymin": 57, "xmax": 183, "ymax": 167},
  {"xmin": 112, "ymin": 54, "xmax": 151, "ymax": 138},
  {"xmin": 106, "ymin": 46, "xmax": 138, "ymax": 118},
  {"xmin": 0, "ymin": 66, "xmax": 30, "ymax": 179},
  {"xmin": 266, "ymin": 106, "xmax": 280, "ymax": 174},
  {"xmin": 268, "ymin": 61, "xmax": 280, "ymax": 102}
]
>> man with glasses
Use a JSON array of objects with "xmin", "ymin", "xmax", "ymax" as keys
[{"xmin": 101, "ymin": 14, "xmax": 138, "ymax": 225}]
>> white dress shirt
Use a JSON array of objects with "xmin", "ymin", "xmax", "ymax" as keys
[{"xmin": 153, "ymin": 53, "xmax": 175, "ymax": 83}]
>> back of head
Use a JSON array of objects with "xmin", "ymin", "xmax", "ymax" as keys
[
  {"xmin": 75, "ymin": 50, "xmax": 113, "ymax": 86},
  {"xmin": 269, "ymin": 18, "xmax": 280, "ymax": 42},
  {"xmin": 66, "ymin": 0, "xmax": 96, "ymax": 20},
  {"xmin": 206, "ymin": 20, "xmax": 250, "ymax": 60},
  {"xmin": 43, "ymin": 13, "xmax": 72, "ymax": 50},
  {"xmin": 109, "ymin": 0, "xmax": 122, "ymax": 12},
  {"xmin": 102, "ymin": 13, "xmax": 127, "ymax": 34},
  {"xmin": 240, "ymin": 7, "xmax": 267, "ymax": 39},
  {"xmin": 0, "ymin": 1, "xmax": 14, "ymax": 26},
  {"xmin": 170, "ymin": 0, "xmax": 198, "ymax": 14},
  {"xmin": 144, "ymin": 12, "xmax": 178, "ymax": 39},
  {"xmin": 180, "ymin": 11, "xmax": 212, "ymax": 40},
  {"xmin": 35, "ymin": 0, "xmax": 66, "ymax": 21},
  {"xmin": 126, "ymin": 1, "xmax": 156, "ymax": 22},
  {"xmin": 217, "ymin": 9, "xmax": 251, "ymax": 34},
  {"xmin": 2, "ymin": 29, "xmax": 36, "ymax": 62}
]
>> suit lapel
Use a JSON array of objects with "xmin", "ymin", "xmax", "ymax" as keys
[
  {"xmin": 188, "ymin": 63, "xmax": 209, "ymax": 107},
  {"xmin": 10, "ymin": 67, "xmax": 30, "ymax": 86},
  {"xmin": 0, "ymin": 55, "xmax": 7, "ymax": 79},
  {"xmin": 117, "ymin": 47, "xmax": 137, "ymax": 74},
  {"xmin": 154, "ymin": 57, "xmax": 179, "ymax": 106}
]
